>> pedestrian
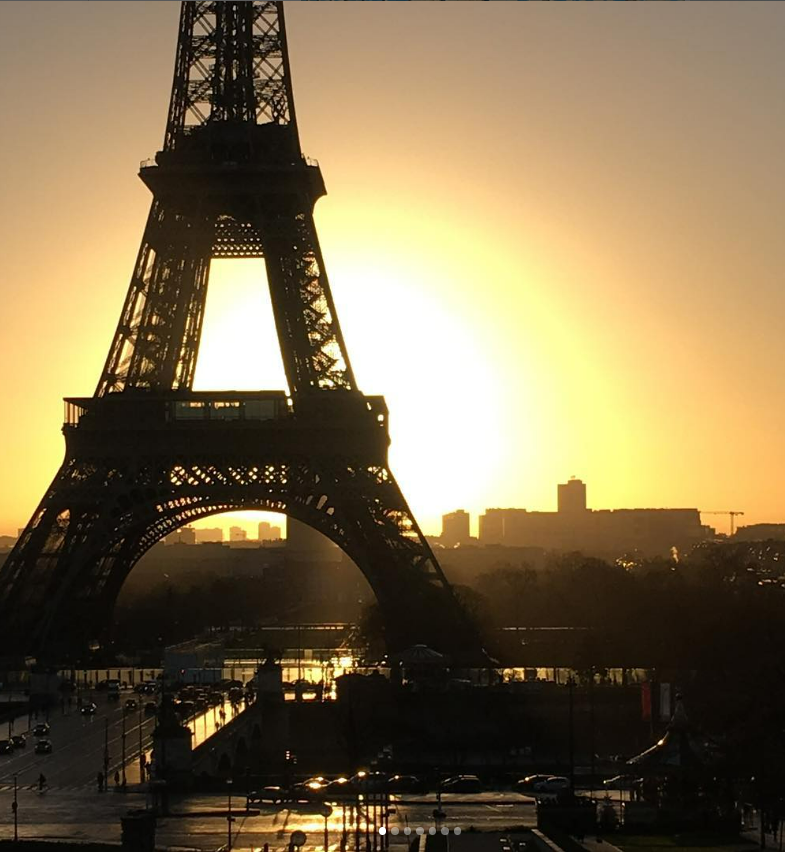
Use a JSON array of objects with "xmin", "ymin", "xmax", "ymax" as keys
[
  {"xmin": 97, "ymin": 771, "xmax": 104, "ymax": 792},
  {"xmin": 38, "ymin": 773, "xmax": 46, "ymax": 792},
  {"xmin": 114, "ymin": 770, "xmax": 120, "ymax": 788}
]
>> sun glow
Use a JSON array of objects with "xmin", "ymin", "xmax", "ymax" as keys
[
  {"xmin": 189, "ymin": 244, "xmax": 511, "ymax": 537},
  {"xmin": 193, "ymin": 258, "xmax": 287, "ymax": 393}
]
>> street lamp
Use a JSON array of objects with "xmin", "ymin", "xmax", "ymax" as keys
[
  {"xmin": 138, "ymin": 700, "xmax": 145, "ymax": 781},
  {"xmin": 567, "ymin": 675, "xmax": 576, "ymax": 792},
  {"xmin": 227, "ymin": 779, "xmax": 234, "ymax": 851},
  {"xmin": 12, "ymin": 773, "xmax": 18, "ymax": 841},
  {"xmin": 121, "ymin": 703, "xmax": 127, "ymax": 788},
  {"xmin": 104, "ymin": 717, "xmax": 110, "ymax": 790}
]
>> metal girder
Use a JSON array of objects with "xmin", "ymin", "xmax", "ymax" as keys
[
  {"xmin": 165, "ymin": 1, "xmax": 293, "ymax": 152},
  {"xmin": 0, "ymin": 439, "xmax": 463, "ymax": 659}
]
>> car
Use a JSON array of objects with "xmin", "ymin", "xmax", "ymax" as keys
[
  {"xmin": 11, "ymin": 735, "xmax": 26, "ymax": 749},
  {"xmin": 325, "ymin": 777, "xmax": 352, "ymax": 796},
  {"xmin": 349, "ymin": 771, "xmax": 387, "ymax": 792},
  {"xmin": 144, "ymin": 701, "xmax": 158, "ymax": 716},
  {"xmin": 34, "ymin": 738, "xmax": 53, "ymax": 754},
  {"xmin": 0, "ymin": 739, "xmax": 12, "ymax": 755},
  {"xmin": 602, "ymin": 775, "xmax": 642, "ymax": 791},
  {"xmin": 81, "ymin": 702, "xmax": 97, "ymax": 716},
  {"xmin": 533, "ymin": 776, "xmax": 571, "ymax": 794},
  {"xmin": 124, "ymin": 699, "xmax": 138, "ymax": 711},
  {"xmin": 514, "ymin": 774, "xmax": 552, "ymax": 793},
  {"xmin": 32, "ymin": 723, "xmax": 50, "ymax": 737},
  {"xmin": 247, "ymin": 786, "xmax": 285, "ymax": 804},
  {"xmin": 441, "ymin": 775, "xmax": 482, "ymax": 794},
  {"xmin": 387, "ymin": 774, "xmax": 425, "ymax": 794},
  {"xmin": 291, "ymin": 777, "xmax": 329, "ymax": 800}
]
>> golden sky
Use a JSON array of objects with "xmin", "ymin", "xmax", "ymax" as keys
[{"xmin": 2, "ymin": 1, "xmax": 785, "ymax": 539}]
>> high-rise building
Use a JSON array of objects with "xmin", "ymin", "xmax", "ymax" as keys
[
  {"xmin": 229, "ymin": 526, "xmax": 247, "ymax": 542},
  {"xmin": 558, "ymin": 478, "xmax": 587, "ymax": 515},
  {"xmin": 441, "ymin": 510, "xmax": 471, "ymax": 547},
  {"xmin": 258, "ymin": 521, "xmax": 283, "ymax": 542}
]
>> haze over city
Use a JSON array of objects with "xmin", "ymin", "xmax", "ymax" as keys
[{"xmin": 2, "ymin": 1, "xmax": 785, "ymax": 540}]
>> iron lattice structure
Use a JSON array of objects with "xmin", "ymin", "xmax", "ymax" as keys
[{"xmin": 0, "ymin": 2, "xmax": 481, "ymax": 662}]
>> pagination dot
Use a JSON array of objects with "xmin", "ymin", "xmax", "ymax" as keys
[
  {"xmin": 441, "ymin": 828, "xmax": 449, "ymax": 835},
  {"xmin": 379, "ymin": 828, "xmax": 387, "ymax": 836}
]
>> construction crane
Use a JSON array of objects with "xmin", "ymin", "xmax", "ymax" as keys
[{"xmin": 702, "ymin": 511, "xmax": 745, "ymax": 536}]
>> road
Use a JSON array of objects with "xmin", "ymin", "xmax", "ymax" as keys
[
  {"xmin": 0, "ymin": 693, "xmax": 156, "ymax": 791},
  {"xmin": 0, "ymin": 692, "xmax": 242, "ymax": 792},
  {"xmin": 0, "ymin": 789, "xmax": 540, "ymax": 847}
]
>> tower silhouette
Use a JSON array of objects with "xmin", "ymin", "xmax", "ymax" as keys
[{"xmin": 0, "ymin": 1, "xmax": 480, "ymax": 661}]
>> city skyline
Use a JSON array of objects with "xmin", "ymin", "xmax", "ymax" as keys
[{"xmin": 3, "ymin": 2, "xmax": 785, "ymax": 540}]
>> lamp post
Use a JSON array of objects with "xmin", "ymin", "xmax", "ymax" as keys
[
  {"xmin": 567, "ymin": 675, "xmax": 575, "ymax": 792},
  {"xmin": 227, "ymin": 779, "xmax": 234, "ymax": 851},
  {"xmin": 12, "ymin": 773, "xmax": 18, "ymax": 841},
  {"xmin": 103, "ymin": 717, "xmax": 110, "ymax": 790},
  {"xmin": 138, "ymin": 700, "xmax": 144, "ymax": 781},
  {"xmin": 121, "ymin": 704, "xmax": 127, "ymax": 788}
]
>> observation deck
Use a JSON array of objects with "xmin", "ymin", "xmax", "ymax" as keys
[{"xmin": 63, "ymin": 391, "xmax": 389, "ymax": 462}]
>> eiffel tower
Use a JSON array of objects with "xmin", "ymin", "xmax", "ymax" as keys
[{"xmin": 0, "ymin": 1, "xmax": 481, "ymax": 663}]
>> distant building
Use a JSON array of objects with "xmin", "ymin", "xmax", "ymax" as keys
[
  {"xmin": 441, "ymin": 510, "xmax": 471, "ymax": 547},
  {"xmin": 0, "ymin": 535, "xmax": 18, "ymax": 551},
  {"xmin": 164, "ymin": 526, "xmax": 196, "ymax": 546},
  {"xmin": 229, "ymin": 526, "xmax": 247, "ymax": 542},
  {"xmin": 194, "ymin": 527, "xmax": 223, "ymax": 544},
  {"xmin": 479, "ymin": 479, "xmax": 707, "ymax": 558},
  {"xmin": 558, "ymin": 477, "xmax": 587, "ymax": 515},
  {"xmin": 735, "ymin": 524, "xmax": 785, "ymax": 542},
  {"xmin": 258, "ymin": 521, "xmax": 282, "ymax": 542}
]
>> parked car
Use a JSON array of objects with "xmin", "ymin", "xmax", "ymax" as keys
[
  {"xmin": 0, "ymin": 739, "xmax": 12, "ymax": 755},
  {"xmin": 441, "ymin": 775, "xmax": 482, "ymax": 794},
  {"xmin": 81, "ymin": 702, "xmax": 97, "ymax": 716},
  {"xmin": 32, "ymin": 723, "xmax": 50, "ymax": 736},
  {"xmin": 349, "ymin": 771, "xmax": 388, "ymax": 792},
  {"xmin": 387, "ymin": 774, "xmax": 425, "ymax": 794},
  {"xmin": 34, "ymin": 738, "xmax": 53, "ymax": 754},
  {"xmin": 325, "ymin": 777, "xmax": 352, "ymax": 796},
  {"xmin": 533, "ymin": 776, "xmax": 571, "ymax": 794},
  {"xmin": 11, "ymin": 735, "xmax": 26, "ymax": 749},
  {"xmin": 291, "ymin": 777, "xmax": 330, "ymax": 800},
  {"xmin": 602, "ymin": 775, "xmax": 641, "ymax": 791},
  {"xmin": 124, "ymin": 699, "xmax": 138, "ymax": 711},
  {"xmin": 248, "ymin": 786, "xmax": 286, "ymax": 805},
  {"xmin": 514, "ymin": 774, "xmax": 552, "ymax": 793}
]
